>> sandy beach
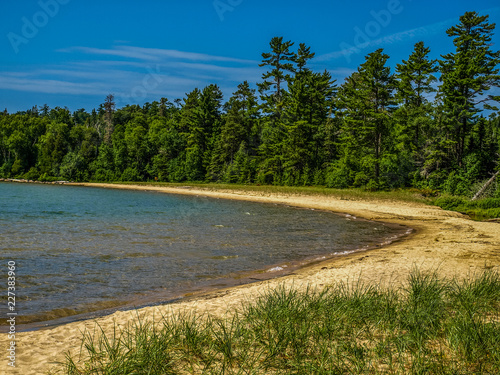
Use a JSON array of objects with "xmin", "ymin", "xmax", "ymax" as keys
[{"xmin": 1, "ymin": 183, "xmax": 499, "ymax": 374}]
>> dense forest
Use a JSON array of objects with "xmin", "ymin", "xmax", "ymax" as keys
[{"xmin": 1, "ymin": 11, "xmax": 500, "ymax": 197}]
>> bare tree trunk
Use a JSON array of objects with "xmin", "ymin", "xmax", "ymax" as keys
[
  {"xmin": 472, "ymin": 171, "xmax": 499, "ymax": 201},
  {"xmin": 103, "ymin": 94, "xmax": 115, "ymax": 144}
]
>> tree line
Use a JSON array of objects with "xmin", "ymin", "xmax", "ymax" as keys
[{"xmin": 1, "ymin": 11, "xmax": 499, "ymax": 196}]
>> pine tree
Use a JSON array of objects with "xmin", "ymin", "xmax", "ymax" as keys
[
  {"xmin": 282, "ymin": 69, "xmax": 336, "ymax": 185},
  {"xmin": 208, "ymin": 81, "xmax": 258, "ymax": 181},
  {"xmin": 295, "ymin": 43, "xmax": 315, "ymax": 73},
  {"xmin": 257, "ymin": 37, "xmax": 296, "ymax": 184},
  {"xmin": 396, "ymin": 42, "xmax": 438, "ymax": 108},
  {"xmin": 179, "ymin": 85, "xmax": 223, "ymax": 181},
  {"xmin": 258, "ymin": 37, "xmax": 296, "ymax": 107},
  {"xmin": 394, "ymin": 41, "xmax": 438, "ymax": 183},
  {"xmin": 439, "ymin": 11, "xmax": 500, "ymax": 168},
  {"xmin": 332, "ymin": 49, "xmax": 396, "ymax": 188},
  {"xmin": 179, "ymin": 89, "xmax": 202, "ymax": 181}
]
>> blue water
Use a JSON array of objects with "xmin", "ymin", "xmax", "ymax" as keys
[{"xmin": 0, "ymin": 182, "xmax": 406, "ymax": 326}]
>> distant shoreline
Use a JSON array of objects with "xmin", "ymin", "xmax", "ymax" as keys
[
  {"xmin": 0, "ymin": 178, "xmax": 69, "ymax": 184},
  {"xmin": 1, "ymin": 182, "xmax": 499, "ymax": 374}
]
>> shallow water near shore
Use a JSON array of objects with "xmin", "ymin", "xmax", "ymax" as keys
[{"xmin": 0, "ymin": 182, "xmax": 408, "ymax": 330}]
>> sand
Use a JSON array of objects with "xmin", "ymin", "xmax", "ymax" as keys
[{"xmin": 1, "ymin": 183, "xmax": 499, "ymax": 374}]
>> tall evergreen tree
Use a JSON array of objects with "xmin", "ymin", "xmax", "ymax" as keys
[
  {"xmin": 282, "ymin": 69, "xmax": 336, "ymax": 185},
  {"xmin": 258, "ymin": 37, "xmax": 296, "ymax": 107},
  {"xmin": 332, "ymin": 49, "xmax": 396, "ymax": 188},
  {"xmin": 178, "ymin": 85, "xmax": 223, "ymax": 181},
  {"xmin": 394, "ymin": 41, "xmax": 438, "ymax": 183},
  {"xmin": 396, "ymin": 42, "xmax": 438, "ymax": 108},
  {"xmin": 295, "ymin": 43, "xmax": 315, "ymax": 73},
  {"xmin": 199, "ymin": 84, "xmax": 224, "ymax": 175},
  {"xmin": 178, "ymin": 88, "xmax": 202, "ymax": 181},
  {"xmin": 257, "ymin": 37, "xmax": 296, "ymax": 183},
  {"xmin": 208, "ymin": 81, "xmax": 258, "ymax": 182},
  {"xmin": 439, "ymin": 11, "xmax": 500, "ymax": 168}
]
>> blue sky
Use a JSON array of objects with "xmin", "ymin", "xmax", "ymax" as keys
[{"xmin": 1, "ymin": 0, "xmax": 499, "ymax": 113}]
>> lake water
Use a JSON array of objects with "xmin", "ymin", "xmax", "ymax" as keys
[{"xmin": 0, "ymin": 182, "xmax": 408, "ymax": 329}]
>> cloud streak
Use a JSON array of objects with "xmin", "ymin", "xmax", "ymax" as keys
[
  {"xmin": 58, "ymin": 45, "xmax": 259, "ymax": 65},
  {"xmin": 317, "ymin": 17, "xmax": 453, "ymax": 62},
  {"xmin": 1, "ymin": 45, "xmax": 262, "ymax": 107}
]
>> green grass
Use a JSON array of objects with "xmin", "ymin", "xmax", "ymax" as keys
[
  {"xmin": 434, "ymin": 196, "xmax": 500, "ymax": 220},
  {"xmin": 107, "ymin": 181, "xmax": 436, "ymax": 204},
  {"xmin": 61, "ymin": 268, "xmax": 500, "ymax": 374}
]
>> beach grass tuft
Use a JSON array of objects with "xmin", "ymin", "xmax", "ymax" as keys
[{"xmin": 61, "ymin": 268, "xmax": 500, "ymax": 374}]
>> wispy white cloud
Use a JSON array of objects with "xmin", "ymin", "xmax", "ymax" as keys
[
  {"xmin": 0, "ymin": 75, "xmax": 110, "ymax": 96},
  {"xmin": 58, "ymin": 45, "xmax": 259, "ymax": 65},
  {"xmin": 317, "ymin": 18, "xmax": 453, "ymax": 62},
  {"xmin": 0, "ymin": 68, "xmax": 202, "ymax": 96},
  {"xmin": 1, "ymin": 44, "xmax": 262, "ymax": 106}
]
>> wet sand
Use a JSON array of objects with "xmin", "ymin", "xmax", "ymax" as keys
[{"xmin": 1, "ymin": 183, "xmax": 499, "ymax": 374}]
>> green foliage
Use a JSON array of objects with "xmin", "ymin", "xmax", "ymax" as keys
[
  {"xmin": 334, "ymin": 49, "xmax": 397, "ymax": 188},
  {"xmin": 0, "ymin": 12, "xmax": 499, "ymax": 197},
  {"xmin": 439, "ymin": 12, "xmax": 500, "ymax": 168},
  {"xmin": 258, "ymin": 36, "xmax": 296, "ymax": 105},
  {"xmin": 23, "ymin": 167, "xmax": 40, "ymax": 180},
  {"xmin": 208, "ymin": 81, "xmax": 259, "ymax": 182},
  {"xmin": 60, "ymin": 151, "xmax": 86, "ymax": 181},
  {"xmin": 62, "ymin": 269, "xmax": 500, "ymax": 374},
  {"xmin": 121, "ymin": 167, "xmax": 142, "ymax": 182},
  {"xmin": 434, "ymin": 195, "xmax": 500, "ymax": 220}
]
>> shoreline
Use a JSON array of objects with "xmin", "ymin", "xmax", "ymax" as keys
[
  {"xmin": 1, "ymin": 180, "xmax": 409, "ymax": 331},
  {"xmin": 1, "ymin": 182, "xmax": 499, "ymax": 374},
  {"xmin": 7, "ymin": 216, "xmax": 408, "ymax": 333}
]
